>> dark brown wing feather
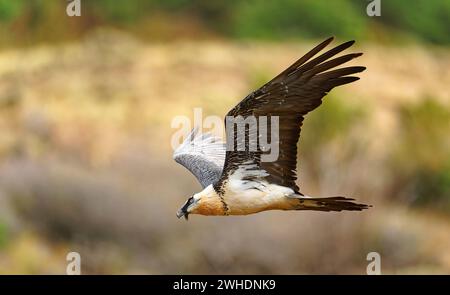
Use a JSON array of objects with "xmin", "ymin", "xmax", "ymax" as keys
[{"xmin": 214, "ymin": 37, "xmax": 365, "ymax": 194}]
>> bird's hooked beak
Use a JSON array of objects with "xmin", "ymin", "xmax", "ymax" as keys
[
  {"xmin": 177, "ymin": 196, "xmax": 195, "ymax": 220},
  {"xmin": 176, "ymin": 208, "xmax": 189, "ymax": 220}
]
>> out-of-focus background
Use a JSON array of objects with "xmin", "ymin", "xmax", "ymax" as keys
[{"xmin": 0, "ymin": 0, "xmax": 449, "ymax": 274}]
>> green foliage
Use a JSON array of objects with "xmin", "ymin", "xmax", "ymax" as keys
[
  {"xmin": 392, "ymin": 99, "xmax": 450, "ymax": 209},
  {"xmin": 232, "ymin": 0, "xmax": 366, "ymax": 40},
  {"xmin": 0, "ymin": 221, "xmax": 8, "ymax": 248},
  {"xmin": 301, "ymin": 95, "xmax": 365, "ymax": 150},
  {"xmin": 376, "ymin": 0, "xmax": 450, "ymax": 44},
  {"xmin": 86, "ymin": 0, "xmax": 150, "ymax": 23},
  {"xmin": 297, "ymin": 95, "xmax": 367, "ymax": 184},
  {"xmin": 0, "ymin": 0, "xmax": 449, "ymax": 46},
  {"xmin": 413, "ymin": 162, "xmax": 450, "ymax": 209},
  {"xmin": 0, "ymin": 0, "xmax": 24, "ymax": 22},
  {"xmin": 396, "ymin": 99, "xmax": 450, "ymax": 172}
]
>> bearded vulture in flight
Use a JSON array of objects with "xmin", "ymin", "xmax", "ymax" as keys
[{"xmin": 174, "ymin": 37, "xmax": 370, "ymax": 219}]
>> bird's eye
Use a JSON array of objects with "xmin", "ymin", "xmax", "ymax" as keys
[{"xmin": 188, "ymin": 196, "xmax": 194, "ymax": 204}]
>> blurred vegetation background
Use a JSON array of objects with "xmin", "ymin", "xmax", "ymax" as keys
[
  {"xmin": 0, "ymin": 0, "xmax": 449, "ymax": 46},
  {"xmin": 0, "ymin": 0, "xmax": 449, "ymax": 274}
]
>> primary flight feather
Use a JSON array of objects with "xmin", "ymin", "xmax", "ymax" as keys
[{"xmin": 174, "ymin": 37, "xmax": 370, "ymax": 219}]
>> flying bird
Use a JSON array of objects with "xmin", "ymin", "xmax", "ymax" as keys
[{"xmin": 174, "ymin": 37, "xmax": 370, "ymax": 219}]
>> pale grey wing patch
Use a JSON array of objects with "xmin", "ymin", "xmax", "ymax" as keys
[
  {"xmin": 173, "ymin": 128, "xmax": 226, "ymax": 188},
  {"xmin": 174, "ymin": 154, "xmax": 223, "ymax": 188}
]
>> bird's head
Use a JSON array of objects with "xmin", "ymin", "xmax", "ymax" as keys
[{"xmin": 176, "ymin": 185, "xmax": 224, "ymax": 219}]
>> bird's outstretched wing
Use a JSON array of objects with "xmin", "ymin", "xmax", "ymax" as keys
[
  {"xmin": 173, "ymin": 127, "xmax": 226, "ymax": 188},
  {"xmin": 214, "ymin": 37, "xmax": 365, "ymax": 194}
]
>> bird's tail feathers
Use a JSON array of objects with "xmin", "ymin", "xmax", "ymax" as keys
[{"xmin": 295, "ymin": 196, "xmax": 371, "ymax": 212}]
